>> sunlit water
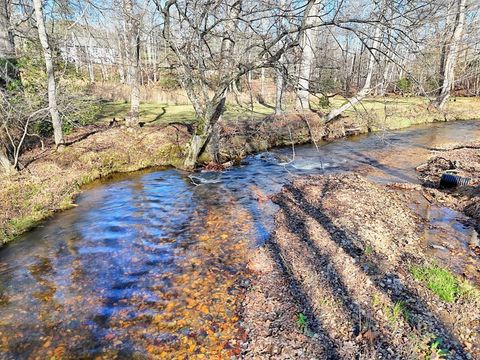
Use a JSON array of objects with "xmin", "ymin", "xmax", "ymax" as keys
[{"xmin": 0, "ymin": 120, "xmax": 479, "ymax": 358}]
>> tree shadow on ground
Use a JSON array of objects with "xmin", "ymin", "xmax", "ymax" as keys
[
  {"xmin": 344, "ymin": 148, "xmax": 418, "ymax": 183},
  {"xmin": 272, "ymin": 195, "xmax": 399, "ymax": 358},
  {"xmin": 269, "ymin": 178, "xmax": 470, "ymax": 358},
  {"xmin": 265, "ymin": 238, "xmax": 340, "ymax": 359}
]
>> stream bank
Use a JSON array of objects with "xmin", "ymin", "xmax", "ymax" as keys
[
  {"xmin": 243, "ymin": 174, "xmax": 480, "ymax": 359},
  {"xmin": 1, "ymin": 101, "xmax": 479, "ymax": 244}
]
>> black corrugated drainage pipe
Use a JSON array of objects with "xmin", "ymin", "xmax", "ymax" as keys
[{"xmin": 440, "ymin": 172, "xmax": 471, "ymax": 188}]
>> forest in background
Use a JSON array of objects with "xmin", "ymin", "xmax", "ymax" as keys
[{"xmin": 1, "ymin": 0, "xmax": 480, "ymax": 172}]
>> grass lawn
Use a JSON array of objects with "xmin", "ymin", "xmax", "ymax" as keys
[
  {"xmin": 97, "ymin": 101, "xmax": 275, "ymax": 125},
  {"xmin": 97, "ymin": 96, "xmax": 480, "ymax": 128}
]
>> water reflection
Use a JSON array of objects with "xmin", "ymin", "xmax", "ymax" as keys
[{"xmin": 0, "ymin": 120, "xmax": 478, "ymax": 358}]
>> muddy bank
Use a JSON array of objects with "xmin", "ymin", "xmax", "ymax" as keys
[
  {"xmin": 204, "ymin": 113, "xmax": 356, "ymax": 163},
  {"xmin": 242, "ymin": 174, "xmax": 480, "ymax": 359},
  {"xmin": 416, "ymin": 142, "xmax": 480, "ymax": 231}
]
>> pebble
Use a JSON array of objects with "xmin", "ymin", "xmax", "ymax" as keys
[
  {"xmin": 431, "ymin": 244, "xmax": 449, "ymax": 251},
  {"xmin": 469, "ymin": 230, "xmax": 479, "ymax": 248}
]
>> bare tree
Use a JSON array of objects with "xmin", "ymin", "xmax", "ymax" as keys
[
  {"xmin": 325, "ymin": 2, "xmax": 384, "ymax": 122},
  {"xmin": 296, "ymin": 1, "xmax": 321, "ymax": 110},
  {"xmin": 0, "ymin": 81, "xmax": 52, "ymax": 174},
  {"xmin": 434, "ymin": 0, "xmax": 467, "ymax": 109},
  {"xmin": 122, "ymin": 0, "xmax": 141, "ymax": 126},
  {"xmin": 157, "ymin": 0, "xmax": 315, "ymax": 168},
  {"xmin": 0, "ymin": 0, "xmax": 14, "ymax": 58},
  {"xmin": 33, "ymin": 0, "xmax": 65, "ymax": 148}
]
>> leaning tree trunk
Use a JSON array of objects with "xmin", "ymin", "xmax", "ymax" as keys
[
  {"xmin": 0, "ymin": 147, "xmax": 15, "ymax": 174},
  {"xmin": 183, "ymin": 97, "xmax": 226, "ymax": 169},
  {"xmin": 33, "ymin": 0, "xmax": 64, "ymax": 149},
  {"xmin": 325, "ymin": 8, "xmax": 383, "ymax": 122},
  {"xmin": 182, "ymin": 2, "xmax": 240, "ymax": 169},
  {"xmin": 434, "ymin": 0, "xmax": 466, "ymax": 110}
]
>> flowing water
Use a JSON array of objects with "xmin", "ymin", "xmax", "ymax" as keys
[{"xmin": 0, "ymin": 120, "xmax": 479, "ymax": 359}]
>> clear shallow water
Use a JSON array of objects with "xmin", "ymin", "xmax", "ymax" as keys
[{"xmin": 0, "ymin": 120, "xmax": 479, "ymax": 358}]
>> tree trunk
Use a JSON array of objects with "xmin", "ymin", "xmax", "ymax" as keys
[
  {"xmin": 183, "ymin": 97, "xmax": 226, "ymax": 169},
  {"xmin": 0, "ymin": 0, "xmax": 17, "ymax": 85},
  {"xmin": 275, "ymin": 66, "xmax": 284, "ymax": 115},
  {"xmin": 33, "ymin": 0, "xmax": 64, "ymax": 149},
  {"xmin": 378, "ymin": 41, "xmax": 398, "ymax": 96},
  {"xmin": 124, "ymin": 0, "xmax": 141, "ymax": 127},
  {"xmin": 0, "ymin": 0, "xmax": 14, "ymax": 58},
  {"xmin": 0, "ymin": 147, "xmax": 15, "ymax": 174},
  {"xmin": 296, "ymin": 3, "xmax": 320, "ymax": 110},
  {"xmin": 434, "ymin": 0, "xmax": 466, "ymax": 110},
  {"xmin": 181, "ymin": 2, "xmax": 240, "ymax": 168},
  {"xmin": 275, "ymin": 56, "xmax": 285, "ymax": 115},
  {"xmin": 86, "ymin": 32, "xmax": 95, "ymax": 83}
]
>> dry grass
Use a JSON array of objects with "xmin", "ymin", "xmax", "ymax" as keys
[{"xmin": 0, "ymin": 124, "xmax": 190, "ymax": 244}]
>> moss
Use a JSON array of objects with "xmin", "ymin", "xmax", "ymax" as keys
[{"xmin": 7, "ymin": 214, "xmax": 44, "ymax": 239}]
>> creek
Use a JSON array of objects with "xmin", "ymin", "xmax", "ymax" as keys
[{"xmin": 0, "ymin": 120, "xmax": 479, "ymax": 358}]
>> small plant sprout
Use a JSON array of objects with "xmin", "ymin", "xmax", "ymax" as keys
[
  {"xmin": 364, "ymin": 245, "xmax": 374, "ymax": 255},
  {"xmin": 296, "ymin": 312, "xmax": 307, "ymax": 331},
  {"xmin": 296, "ymin": 312, "xmax": 313, "ymax": 336},
  {"xmin": 386, "ymin": 301, "xmax": 410, "ymax": 325},
  {"xmin": 429, "ymin": 338, "xmax": 449, "ymax": 359}
]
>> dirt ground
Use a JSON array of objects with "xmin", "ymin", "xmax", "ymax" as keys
[{"xmin": 241, "ymin": 174, "xmax": 480, "ymax": 359}]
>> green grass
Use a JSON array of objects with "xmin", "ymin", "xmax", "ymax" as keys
[
  {"xmin": 411, "ymin": 264, "xmax": 459, "ymax": 302},
  {"xmin": 97, "ymin": 101, "xmax": 274, "ymax": 125},
  {"xmin": 98, "ymin": 102, "xmax": 197, "ymax": 124},
  {"xmin": 386, "ymin": 300, "xmax": 411, "ymax": 325},
  {"xmin": 97, "ymin": 96, "xmax": 480, "ymax": 130}
]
